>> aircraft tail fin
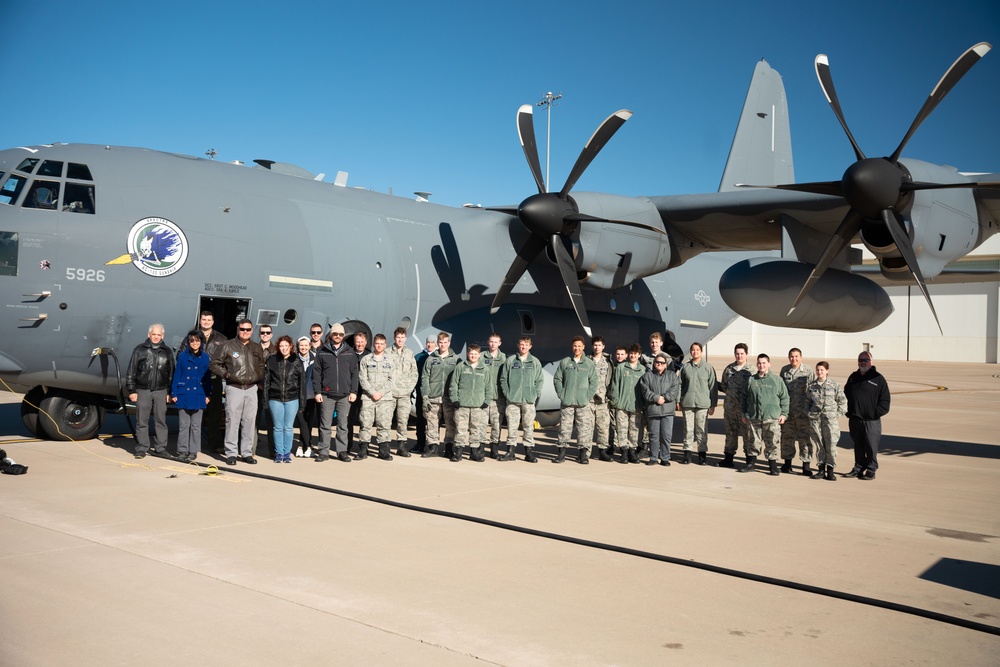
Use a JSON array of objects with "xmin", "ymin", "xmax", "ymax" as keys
[{"xmin": 717, "ymin": 59, "xmax": 793, "ymax": 192}]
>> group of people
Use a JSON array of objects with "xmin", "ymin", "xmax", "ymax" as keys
[{"xmin": 125, "ymin": 316, "xmax": 890, "ymax": 480}]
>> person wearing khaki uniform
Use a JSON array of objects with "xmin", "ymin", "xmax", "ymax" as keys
[
  {"xmin": 806, "ymin": 361, "xmax": 847, "ymax": 481},
  {"xmin": 589, "ymin": 337, "xmax": 613, "ymax": 461},
  {"xmin": 358, "ymin": 334, "xmax": 398, "ymax": 460},
  {"xmin": 388, "ymin": 328, "xmax": 418, "ymax": 457}
]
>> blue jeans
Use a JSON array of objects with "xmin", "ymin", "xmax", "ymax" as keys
[{"xmin": 268, "ymin": 399, "xmax": 299, "ymax": 457}]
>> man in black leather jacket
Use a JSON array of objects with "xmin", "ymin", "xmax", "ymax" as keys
[{"xmin": 126, "ymin": 323, "xmax": 175, "ymax": 458}]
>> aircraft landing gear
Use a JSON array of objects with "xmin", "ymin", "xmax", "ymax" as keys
[
  {"xmin": 20, "ymin": 386, "xmax": 45, "ymax": 437},
  {"xmin": 33, "ymin": 390, "xmax": 105, "ymax": 441}
]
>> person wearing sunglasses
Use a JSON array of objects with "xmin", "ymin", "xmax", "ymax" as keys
[
  {"xmin": 210, "ymin": 319, "xmax": 267, "ymax": 466},
  {"xmin": 843, "ymin": 352, "xmax": 890, "ymax": 480}
]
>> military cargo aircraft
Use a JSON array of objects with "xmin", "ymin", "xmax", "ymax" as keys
[{"xmin": 1, "ymin": 44, "xmax": 996, "ymax": 440}]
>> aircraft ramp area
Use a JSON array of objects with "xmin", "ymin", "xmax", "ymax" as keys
[{"xmin": 1, "ymin": 360, "xmax": 998, "ymax": 666}]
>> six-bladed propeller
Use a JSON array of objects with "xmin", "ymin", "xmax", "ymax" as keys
[
  {"xmin": 490, "ymin": 105, "xmax": 665, "ymax": 336},
  {"xmin": 754, "ymin": 42, "xmax": 993, "ymax": 333}
]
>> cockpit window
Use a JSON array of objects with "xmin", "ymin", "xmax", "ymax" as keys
[
  {"xmin": 15, "ymin": 158, "xmax": 38, "ymax": 173},
  {"xmin": 0, "ymin": 173, "xmax": 27, "ymax": 205},
  {"xmin": 67, "ymin": 162, "xmax": 92, "ymax": 180},
  {"xmin": 63, "ymin": 182, "xmax": 95, "ymax": 213},
  {"xmin": 22, "ymin": 180, "xmax": 61, "ymax": 210},
  {"xmin": 38, "ymin": 160, "xmax": 64, "ymax": 177}
]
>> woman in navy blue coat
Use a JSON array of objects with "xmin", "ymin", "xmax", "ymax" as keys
[{"xmin": 171, "ymin": 329, "xmax": 213, "ymax": 462}]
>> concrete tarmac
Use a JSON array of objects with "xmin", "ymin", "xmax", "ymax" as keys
[{"xmin": 1, "ymin": 360, "xmax": 998, "ymax": 666}]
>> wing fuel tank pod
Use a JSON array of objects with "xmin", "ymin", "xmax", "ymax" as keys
[{"xmin": 719, "ymin": 259, "xmax": 893, "ymax": 332}]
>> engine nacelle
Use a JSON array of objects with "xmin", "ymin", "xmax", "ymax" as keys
[
  {"xmin": 571, "ymin": 192, "xmax": 672, "ymax": 289},
  {"xmin": 720, "ymin": 259, "xmax": 893, "ymax": 332}
]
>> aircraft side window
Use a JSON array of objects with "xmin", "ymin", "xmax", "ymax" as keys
[
  {"xmin": 0, "ymin": 174, "xmax": 28, "ymax": 206},
  {"xmin": 22, "ymin": 180, "xmax": 61, "ymax": 210},
  {"xmin": 63, "ymin": 182, "xmax": 95, "ymax": 214},
  {"xmin": 15, "ymin": 158, "xmax": 38, "ymax": 173},
  {"xmin": 38, "ymin": 160, "xmax": 64, "ymax": 177},
  {"xmin": 67, "ymin": 163, "xmax": 93, "ymax": 180}
]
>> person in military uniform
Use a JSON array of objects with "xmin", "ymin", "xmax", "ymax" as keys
[
  {"xmin": 589, "ymin": 336, "xmax": 613, "ymax": 461},
  {"xmin": 413, "ymin": 335, "xmax": 437, "ymax": 453},
  {"xmin": 779, "ymin": 347, "xmax": 817, "ymax": 475},
  {"xmin": 553, "ymin": 336, "xmax": 599, "ymax": 464},
  {"xmin": 739, "ymin": 353, "xmax": 789, "ymax": 476},
  {"xmin": 449, "ymin": 344, "xmax": 493, "ymax": 462},
  {"xmin": 388, "ymin": 327, "xmax": 418, "ymax": 457},
  {"xmin": 499, "ymin": 337, "xmax": 544, "ymax": 462},
  {"xmin": 419, "ymin": 332, "xmax": 460, "ymax": 458},
  {"xmin": 609, "ymin": 344, "xmax": 646, "ymax": 464},
  {"xmin": 806, "ymin": 361, "xmax": 847, "ymax": 481},
  {"xmin": 480, "ymin": 333, "xmax": 507, "ymax": 459},
  {"xmin": 678, "ymin": 342, "xmax": 718, "ymax": 465},
  {"xmin": 718, "ymin": 343, "xmax": 752, "ymax": 468},
  {"xmin": 357, "ymin": 333, "xmax": 398, "ymax": 460}
]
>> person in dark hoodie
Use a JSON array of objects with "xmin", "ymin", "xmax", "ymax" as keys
[
  {"xmin": 126, "ymin": 323, "xmax": 175, "ymax": 459},
  {"xmin": 312, "ymin": 323, "xmax": 359, "ymax": 462},
  {"xmin": 843, "ymin": 351, "xmax": 891, "ymax": 480}
]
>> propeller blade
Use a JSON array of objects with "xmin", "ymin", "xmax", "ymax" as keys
[
  {"xmin": 815, "ymin": 55, "xmax": 866, "ymax": 162},
  {"xmin": 890, "ymin": 42, "xmax": 992, "ymax": 162},
  {"xmin": 483, "ymin": 205, "xmax": 520, "ymax": 216},
  {"xmin": 787, "ymin": 209, "xmax": 863, "ymax": 315},
  {"xmin": 490, "ymin": 233, "xmax": 547, "ymax": 314},
  {"xmin": 558, "ymin": 110, "xmax": 633, "ymax": 199},
  {"xmin": 517, "ymin": 105, "xmax": 546, "ymax": 195},
  {"xmin": 550, "ymin": 234, "xmax": 592, "ymax": 337},
  {"xmin": 565, "ymin": 212, "xmax": 668, "ymax": 235},
  {"xmin": 880, "ymin": 209, "xmax": 942, "ymax": 334},
  {"xmin": 736, "ymin": 180, "xmax": 844, "ymax": 197},
  {"xmin": 902, "ymin": 180, "xmax": 1000, "ymax": 192}
]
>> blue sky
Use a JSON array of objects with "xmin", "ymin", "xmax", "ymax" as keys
[{"xmin": 2, "ymin": 1, "xmax": 997, "ymax": 207}]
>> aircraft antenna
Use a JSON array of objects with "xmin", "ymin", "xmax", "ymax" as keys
[
  {"xmin": 204, "ymin": 148, "xmax": 218, "ymax": 160},
  {"xmin": 536, "ymin": 92, "xmax": 562, "ymax": 193}
]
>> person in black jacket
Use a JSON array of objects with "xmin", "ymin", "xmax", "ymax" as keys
[
  {"xmin": 263, "ymin": 335, "xmax": 304, "ymax": 463},
  {"xmin": 843, "ymin": 351, "xmax": 891, "ymax": 480},
  {"xmin": 126, "ymin": 323, "xmax": 175, "ymax": 459},
  {"xmin": 312, "ymin": 323, "xmax": 359, "ymax": 462}
]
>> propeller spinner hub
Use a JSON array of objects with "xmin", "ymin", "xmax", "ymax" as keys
[
  {"xmin": 518, "ymin": 192, "xmax": 576, "ymax": 237},
  {"xmin": 842, "ymin": 158, "xmax": 904, "ymax": 218}
]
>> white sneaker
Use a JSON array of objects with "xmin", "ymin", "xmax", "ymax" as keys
[
  {"xmin": 295, "ymin": 447, "xmax": 304, "ymax": 458},
  {"xmin": 303, "ymin": 447, "xmax": 312, "ymax": 458}
]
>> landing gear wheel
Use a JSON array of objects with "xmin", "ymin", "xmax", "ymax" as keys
[
  {"xmin": 20, "ymin": 387, "xmax": 45, "ymax": 437},
  {"xmin": 38, "ymin": 392, "xmax": 104, "ymax": 441}
]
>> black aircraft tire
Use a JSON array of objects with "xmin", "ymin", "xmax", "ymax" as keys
[
  {"xmin": 534, "ymin": 410, "xmax": 560, "ymax": 428},
  {"xmin": 38, "ymin": 393, "xmax": 104, "ymax": 441},
  {"xmin": 20, "ymin": 387, "xmax": 45, "ymax": 437}
]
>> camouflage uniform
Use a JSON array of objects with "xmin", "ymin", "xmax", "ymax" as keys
[
  {"xmin": 589, "ymin": 353, "xmax": 612, "ymax": 449},
  {"xmin": 719, "ymin": 361, "xmax": 752, "ymax": 456},
  {"xmin": 554, "ymin": 355, "xmax": 598, "ymax": 449},
  {"xmin": 500, "ymin": 353, "xmax": 544, "ymax": 454},
  {"xmin": 420, "ymin": 350, "xmax": 460, "ymax": 448},
  {"xmin": 449, "ymin": 359, "xmax": 493, "ymax": 449},
  {"xmin": 807, "ymin": 378, "xmax": 847, "ymax": 468},
  {"xmin": 780, "ymin": 363, "xmax": 816, "ymax": 462},
  {"xmin": 388, "ymin": 344, "xmax": 418, "ymax": 443},
  {"xmin": 608, "ymin": 361, "xmax": 645, "ymax": 450},
  {"xmin": 358, "ymin": 352, "xmax": 397, "ymax": 447},
  {"xmin": 741, "ymin": 371, "xmax": 789, "ymax": 461},
  {"xmin": 678, "ymin": 359, "xmax": 718, "ymax": 453},
  {"xmin": 481, "ymin": 349, "xmax": 507, "ymax": 448}
]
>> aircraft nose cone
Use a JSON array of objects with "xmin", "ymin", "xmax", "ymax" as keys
[
  {"xmin": 518, "ymin": 193, "xmax": 574, "ymax": 237},
  {"xmin": 842, "ymin": 158, "xmax": 904, "ymax": 218}
]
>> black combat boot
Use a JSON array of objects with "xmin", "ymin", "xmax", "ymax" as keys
[
  {"xmin": 598, "ymin": 448, "xmax": 613, "ymax": 462},
  {"xmin": 578, "ymin": 447, "xmax": 589, "ymax": 465},
  {"xmin": 810, "ymin": 465, "xmax": 825, "ymax": 479},
  {"xmin": 737, "ymin": 457, "xmax": 757, "ymax": 473},
  {"xmin": 801, "ymin": 462, "xmax": 812, "ymax": 477},
  {"xmin": 489, "ymin": 442, "xmax": 499, "ymax": 459},
  {"xmin": 378, "ymin": 442, "xmax": 393, "ymax": 461},
  {"xmin": 780, "ymin": 459, "xmax": 792, "ymax": 473},
  {"xmin": 681, "ymin": 451, "xmax": 691, "ymax": 465},
  {"xmin": 553, "ymin": 447, "xmax": 567, "ymax": 463},
  {"xmin": 421, "ymin": 443, "xmax": 438, "ymax": 458},
  {"xmin": 618, "ymin": 447, "xmax": 629, "ymax": 464},
  {"xmin": 524, "ymin": 447, "xmax": 537, "ymax": 463},
  {"xmin": 825, "ymin": 465, "xmax": 837, "ymax": 481},
  {"xmin": 499, "ymin": 446, "xmax": 516, "ymax": 461},
  {"xmin": 628, "ymin": 448, "xmax": 640, "ymax": 464},
  {"xmin": 356, "ymin": 441, "xmax": 369, "ymax": 460},
  {"xmin": 718, "ymin": 453, "xmax": 735, "ymax": 468},
  {"xmin": 697, "ymin": 452, "xmax": 707, "ymax": 466},
  {"xmin": 769, "ymin": 460, "xmax": 780, "ymax": 476},
  {"xmin": 397, "ymin": 440, "xmax": 411, "ymax": 457},
  {"xmin": 451, "ymin": 446, "xmax": 463, "ymax": 462}
]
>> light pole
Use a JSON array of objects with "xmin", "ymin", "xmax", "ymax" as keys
[{"xmin": 536, "ymin": 92, "xmax": 562, "ymax": 192}]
